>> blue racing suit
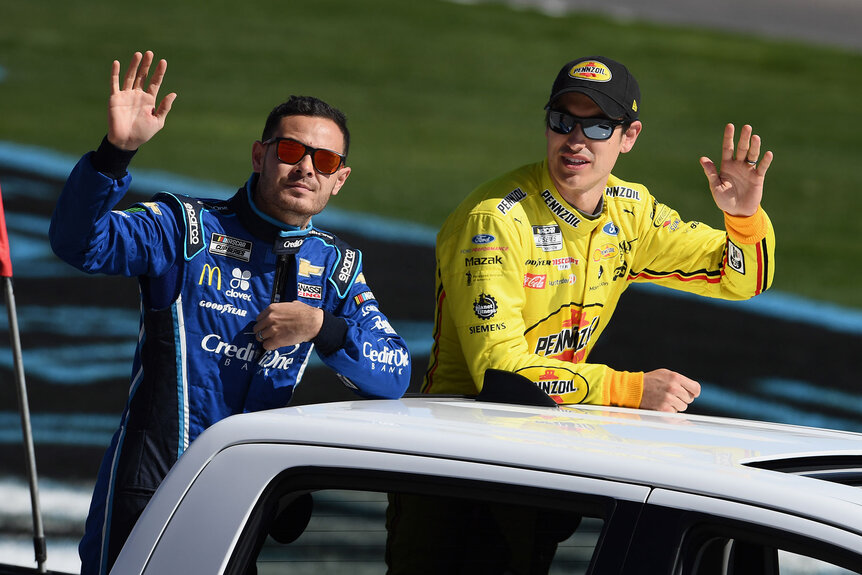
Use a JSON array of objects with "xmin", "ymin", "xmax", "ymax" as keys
[{"xmin": 49, "ymin": 140, "xmax": 411, "ymax": 574}]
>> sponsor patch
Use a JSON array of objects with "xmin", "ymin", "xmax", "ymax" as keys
[
  {"xmin": 354, "ymin": 291, "xmax": 375, "ymax": 305},
  {"xmin": 465, "ymin": 255, "xmax": 503, "ymax": 266},
  {"xmin": 541, "ymin": 190, "xmax": 581, "ymax": 229},
  {"xmin": 298, "ymin": 258, "xmax": 324, "ymax": 278},
  {"xmin": 473, "ymin": 293, "xmax": 498, "ymax": 320},
  {"xmin": 496, "ymin": 188, "xmax": 527, "ymax": 215},
  {"xmin": 727, "ymin": 240, "xmax": 745, "ymax": 274},
  {"xmin": 142, "ymin": 202, "xmax": 163, "ymax": 216},
  {"xmin": 605, "ymin": 186, "xmax": 641, "ymax": 201},
  {"xmin": 297, "ymin": 283, "xmax": 322, "ymax": 300},
  {"xmin": 514, "ymin": 365, "xmax": 589, "ymax": 404},
  {"xmin": 209, "ymin": 233, "xmax": 252, "ymax": 262},
  {"xmin": 524, "ymin": 273, "xmax": 547, "ymax": 289},
  {"xmin": 469, "ymin": 322, "xmax": 507, "ymax": 335},
  {"xmin": 472, "ymin": 234, "xmax": 495, "ymax": 244},
  {"xmin": 592, "ymin": 243, "xmax": 617, "ymax": 261},
  {"xmin": 532, "ymin": 225, "xmax": 563, "ymax": 252},
  {"xmin": 602, "ymin": 221, "xmax": 619, "ymax": 236},
  {"xmin": 198, "ymin": 300, "xmax": 248, "ymax": 317},
  {"xmin": 568, "ymin": 60, "xmax": 612, "ymax": 83}
]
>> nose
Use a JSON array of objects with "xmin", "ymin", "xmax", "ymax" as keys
[
  {"xmin": 565, "ymin": 124, "xmax": 588, "ymax": 145},
  {"xmin": 292, "ymin": 152, "xmax": 316, "ymax": 175}
]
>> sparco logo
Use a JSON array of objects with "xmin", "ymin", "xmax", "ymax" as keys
[
  {"xmin": 184, "ymin": 202, "xmax": 200, "ymax": 246},
  {"xmin": 362, "ymin": 342, "xmax": 409, "ymax": 374},
  {"xmin": 338, "ymin": 249, "xmax": 357, "ymax": 282}
]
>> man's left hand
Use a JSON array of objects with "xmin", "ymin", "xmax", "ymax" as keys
[{"xmin": 699, "ymin": 123, "xmax": 774, "ymax": 217}]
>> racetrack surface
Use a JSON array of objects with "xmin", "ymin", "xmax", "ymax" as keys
[{"xmin": 467, "ymin": 0, "xmax": 862, "ymax": 52}]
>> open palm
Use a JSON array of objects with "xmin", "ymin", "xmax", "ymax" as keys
[{"xmin": 107, "ymin": 51, "xmax": 176, "ymax": 151}]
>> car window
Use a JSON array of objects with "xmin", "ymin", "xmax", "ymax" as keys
[
  {"xmin": 249, "ymin": 489, "xmax": 604, "ymax": 574},
  {"xmin": 682, "ymin": 531, "xmax": 861, "ymax": 575},
  {"xmin": 229, "ymin": 472, "xmax": 611, "ymax": 574}
]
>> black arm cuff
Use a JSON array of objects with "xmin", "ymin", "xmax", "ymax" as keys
[
  {"xmin": 312, "ymin": 310, "xmax": 348, "ymax": 356},
  {"xmin": 90, "ymin": 135, "xmax": 137, "ymax": 180}
]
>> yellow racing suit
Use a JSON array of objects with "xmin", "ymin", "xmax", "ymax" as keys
[{"xmin": 422, "ymin": 159, "xmax": 774, "ymax": 406}]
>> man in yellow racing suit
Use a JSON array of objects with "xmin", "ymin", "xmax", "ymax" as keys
[{"xmin": 422, "ymin": 55, "xmax": 775, "ymax": 413}]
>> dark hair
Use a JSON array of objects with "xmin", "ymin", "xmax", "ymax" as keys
[{"xmin": 262, "ymin": 95, "xmax": 350, "ymax": 159}]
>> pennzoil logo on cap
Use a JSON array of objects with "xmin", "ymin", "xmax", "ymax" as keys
[{"xmin": 569, "ymin": 60, "xmax": 612, "ymax": 83}]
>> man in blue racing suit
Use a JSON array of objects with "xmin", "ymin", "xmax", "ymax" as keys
[{"xmin": 48, "ymin": 51, "xmax": 411, "ymax": 575}]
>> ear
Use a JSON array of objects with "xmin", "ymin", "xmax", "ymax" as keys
[
  {"xmin": 620, "ymin": 121, "xmax": 642, "ymax": 154},
  {"xmin": 252, "ymin": 140, "xmax": 266, "ymax": 172},
  {"xmin": 328, "ymin": 166, "xmax": 351, "ymax": 197}
]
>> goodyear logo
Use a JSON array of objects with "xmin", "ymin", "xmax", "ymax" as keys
[{"xmin": 569, "ymin": 60, "xmax": 612, "ymax": 83}]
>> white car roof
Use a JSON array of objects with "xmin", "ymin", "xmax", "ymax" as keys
[{"xmin": 189, "ymin": 398, "xmax": 862, "ymax": 532}]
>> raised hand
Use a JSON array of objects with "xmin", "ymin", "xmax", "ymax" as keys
[
  {"xmin": 107, "ymin": 51, "xmax": 177, "ymax": 151},
  {"xmin": 699, "ymin": 123, "xmax": 774, "ymax": 217}
]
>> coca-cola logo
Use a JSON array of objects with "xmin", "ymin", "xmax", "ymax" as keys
[{"xmin": 523, "ymin": 273, "xmax": 547, "ymax": 289}]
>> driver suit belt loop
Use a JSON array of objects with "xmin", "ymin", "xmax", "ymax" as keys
[{"xmin": 270, "ymin": 228, "xmax": 308, "ymax": 304}]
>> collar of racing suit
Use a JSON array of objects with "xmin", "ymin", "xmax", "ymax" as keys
[{"xmin": 226, "ymin": 173, "xmax": 312, "ymax": 244}]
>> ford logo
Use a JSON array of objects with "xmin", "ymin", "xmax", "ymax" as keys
[
  {"xmin": 472, "ymin": 234, "xmax": 495, "ymax": 244},
  {"xmin": 602, "ymin": 222, "xmax": 619, "ymax": 236}
]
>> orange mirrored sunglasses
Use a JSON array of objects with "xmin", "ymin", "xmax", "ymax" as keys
[{"xmin": 262, "ymin": 137, "xmax": 345, "ymax": 175}]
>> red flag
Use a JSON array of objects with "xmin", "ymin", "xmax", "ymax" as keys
[{"xmin": 0, "ymin": 183, "xmax": 13, "ymax": 277}]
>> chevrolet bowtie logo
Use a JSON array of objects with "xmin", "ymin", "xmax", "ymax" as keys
[{"xmin": 298, "ymin": 258, "xmax": 324, "ymax": 278}]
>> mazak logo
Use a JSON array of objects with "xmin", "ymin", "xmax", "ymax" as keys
[
  {"xmin": 338, "ymin": 249, "xmax": 357, "ymax": 283},
  {"xmin": 199, "ymin": 263, "xmax": 222, "ymax": 290},
  {"xmin": 465, "ymin": 255, "xmax": 503, "ymax": 266},
  {"xmin": 226, "ymin": 268, "xmax": 252, "ymax": 301},
  {"xmin": 362, "ymin": 342, "xmax": 409, "ymax": 374},
  {"xmin": 524, "ymin": 273, "xmax": 546, "ymax": 289}
]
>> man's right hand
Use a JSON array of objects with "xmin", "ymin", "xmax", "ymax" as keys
[
  {"xmin": 108, "ymin": 51, "xmax": 176, "ymax": 151},
  {"xmin": 640, "ymin": 368, "xmax": 701, "ymax": 413}
]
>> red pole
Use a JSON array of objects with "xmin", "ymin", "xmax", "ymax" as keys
[{"xmin": 0, "ymin": 183, "xmax": 47, "ymax": 572}]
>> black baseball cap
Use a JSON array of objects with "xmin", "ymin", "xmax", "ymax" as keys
[{"xmin": 546, "ymin": 56, "xmax": 640, "ymax": 122}]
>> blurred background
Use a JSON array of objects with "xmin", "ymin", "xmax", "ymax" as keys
[{"xmin": 2, "ymin": 0, "xmax": 861, "ymax": 571}]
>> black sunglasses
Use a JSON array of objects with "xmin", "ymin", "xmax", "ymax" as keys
[
  {"xmin": 262, "ymin": 137, "xmax": 346, "ymax": 175},
  {"xmin": 546, "ymin": 109, "xmax": 625, "ymax": 141}
]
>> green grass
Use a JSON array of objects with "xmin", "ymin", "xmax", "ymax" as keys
[{"xmin": 2, "ymin": 0, "xmax": 861, "ymax": 308}]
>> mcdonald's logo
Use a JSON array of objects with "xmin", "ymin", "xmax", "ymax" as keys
[{"xmin": 199, "ymin": 264, "xmax": 222, "ymax": 290}]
